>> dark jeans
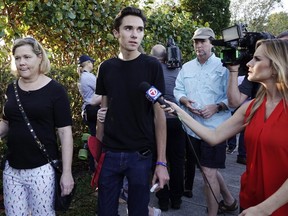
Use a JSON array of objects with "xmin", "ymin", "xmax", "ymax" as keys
[
  {"xmin": 98, "ymin": 150, "xmax": 152, "ymax": 216},
  {"xmin": 156, "ymin": 118, "xmax": 186, "ymax": 202},
  {"xmin": 238, "ymin": 130, "xmax": 246, "ymax": 158}
]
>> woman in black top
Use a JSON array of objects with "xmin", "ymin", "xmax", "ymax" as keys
[{"xmin": 0, "ymin": 37, "xmax": 74, "ymax": 215}]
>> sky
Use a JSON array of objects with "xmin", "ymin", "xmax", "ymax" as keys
[
  {"xmin": 272, "ymin": 0, "xmax": 288, "ymax": 13},
  {"xmin": 150, "ymin": 0, "xmax": 287, "ymax": 14}
]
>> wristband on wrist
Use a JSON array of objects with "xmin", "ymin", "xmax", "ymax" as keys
[
  {"xmin": 155, "ymin": 161, "xmax": 167, "ymax": 167},
  {"xmin": 229, "ymin": 71, "xmax": 238, "ymax": 72}
]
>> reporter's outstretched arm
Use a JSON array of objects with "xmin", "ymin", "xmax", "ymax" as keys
[{"xmin": 164, "ymin": 99, "xmax": 247, "ymax": 145}]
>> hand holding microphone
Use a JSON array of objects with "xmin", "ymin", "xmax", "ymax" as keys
[
  {"xmin": 139, "ymin": 82, "xmax": 171, "ymax": 189},
  {"xmin": 138, "ymin": 82, "xmax": 177, "ymax": 116}
]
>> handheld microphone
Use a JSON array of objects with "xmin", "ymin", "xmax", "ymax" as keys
[{"xmin": 138, "ymin": 82, "xmax": 177, "ymax": 116}]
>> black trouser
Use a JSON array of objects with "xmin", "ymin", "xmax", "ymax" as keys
[
  {"xmin": 83, "ymin": 104, "xmax": 100, "ymax": 173},
  {"xmin": 184, "ymin": 135, "xmax": 197, "ymax": 192},
  {"xmin": 156, "ymin": 118, "xmax": 186, "ymax": 202}
]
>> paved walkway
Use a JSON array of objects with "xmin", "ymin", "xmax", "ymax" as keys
[{"xmin": 119, "ymin": 152, "xmax": 245, "ymax": 215}]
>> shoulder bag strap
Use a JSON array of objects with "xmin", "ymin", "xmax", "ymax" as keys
[{"xmin": 13, "ymin": 80, "xmax": 61, "ymax": 172}]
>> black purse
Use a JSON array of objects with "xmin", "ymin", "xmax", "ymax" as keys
[
  {"xmin": 13, "ymin": 80, "xmax": 75, "ymax": 211},
  {"xmin": 53, "ymin": 160, "xmax": 75, "ymax": 211}
]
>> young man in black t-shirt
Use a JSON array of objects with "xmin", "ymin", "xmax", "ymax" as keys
[{"xmin": 96, "ymin": 7, "xmax": 169, "ymax": 216}]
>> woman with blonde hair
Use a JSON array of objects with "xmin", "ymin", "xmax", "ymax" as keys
[
  {"xmin": 0, "ymin": 37, "xmax": 74, "ymax": 215},
  {"xmin": 164, "ymin": 39, "xmax": 288, "ymax": 216}
]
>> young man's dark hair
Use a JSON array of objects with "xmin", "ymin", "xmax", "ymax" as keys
[{"xmin": 113, "ymin": 6, "xmax": 147, "ymax": 31}]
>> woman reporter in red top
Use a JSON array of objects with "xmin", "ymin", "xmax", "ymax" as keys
[{"xmin": 163, "ymin": 39, "xmax": 288, "ymax": 216}]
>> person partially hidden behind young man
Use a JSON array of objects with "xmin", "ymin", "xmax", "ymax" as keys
[{"xmin": 151, "ymin": 44, "xmax": 186, "ymax": 211}]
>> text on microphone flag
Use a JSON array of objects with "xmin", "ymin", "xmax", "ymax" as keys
[{"xmin": 146, "ymin": 86, "xmax": 162, "ymax": 103}]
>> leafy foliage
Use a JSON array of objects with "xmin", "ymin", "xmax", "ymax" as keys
[
  {"xmin": 0, "ymin": 1, "xmax": 202, "ymax": 140},
  {"xmin": 179, "ymin": 0, "xmax": 231, "ymax": 35},
  {"xmin": 229, "ymin": 0, "xmax": 282, "ymax": 32},
  {"xmin": 264, "ymin": 12, "xmax": 288, "ymax": 35},
  {"xmin": 0, "ymin": 0, "xmax": 285, "ymax": 215},
  {"xmin": 1, "ymin": 0, "xmax": 125, "ymax": 66},
  {"xmin": 0, "ymin": 0, "xmax": 137, "ymax": 138},
  {"xmin": 0, "ymin": 0, "xmax": 284, "ymax": 142},
  {"xmin": 144, "ymin": 4, "xmax": 197, "ymax": 62}
]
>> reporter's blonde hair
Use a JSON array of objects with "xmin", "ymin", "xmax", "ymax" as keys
[
  {"xmin": 11, "ymin": 37, "xmax": 50, "ymax": 76},
  {"xmin": 246, "ymin": 39, "xmax": 288, "ymax": 124}
]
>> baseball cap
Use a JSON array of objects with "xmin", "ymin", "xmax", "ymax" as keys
[
  {"xmin": 78, "ymin": 55, "xmax": 95, "ymax": 65},
  {"xmin": 192, "ymin": 27, "xmax": 215, "ymax": 40}
]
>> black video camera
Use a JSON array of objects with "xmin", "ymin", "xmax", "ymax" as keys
[
  {"xmin": 212, "ymin": 24, "xmax": 274, "ymax": 75},
  {"xmin": 166, "ymin": 36, "xmax": 182, "ymax": 69}
]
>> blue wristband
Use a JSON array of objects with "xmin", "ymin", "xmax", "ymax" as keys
[{"xmin": 155, "ymin": 161, "xmax": 167, "ymax": 167}]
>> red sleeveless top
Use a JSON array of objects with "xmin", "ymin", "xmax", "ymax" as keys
[{"xmin": 240, "ymin": 97, "xmax": 288, "ymax": 215}]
